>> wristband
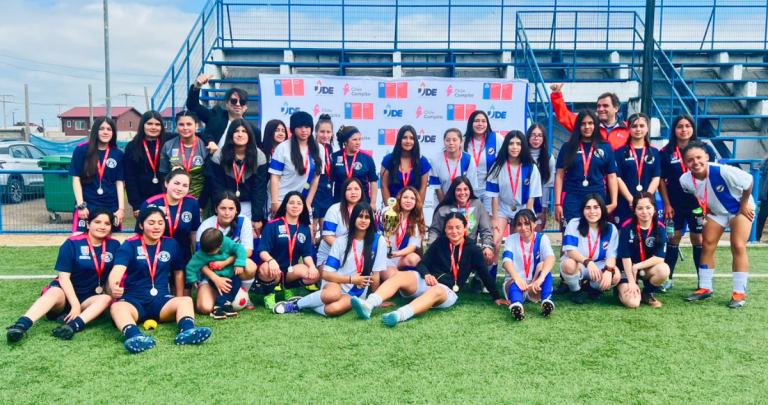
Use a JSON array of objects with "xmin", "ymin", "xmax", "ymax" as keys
[
  {"xmin": 75, "ymin": 202, "xmax": 87, "ymax": 210},
  {"xmin": 349, "ymin": 275, "xmax": 353, "ymax": 284},
  {"xmin": 603, "ymin": 266, "xmax": 616, "ymax": 275},
  {"xmin": 555, "ymin": 204, "xmax": 562, "ymax": 207},
  {"xmin": 582, "ymin": 259, "xmax": 592, "ymax": 268}
]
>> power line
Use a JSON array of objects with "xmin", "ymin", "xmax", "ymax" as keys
[
  {"xmin": 0, "ymin": 53, "xmax": 164, "ymax": 78},
  {"xmin": 0, "ymin": 60, "xmax": 158, "ymax": 85}
]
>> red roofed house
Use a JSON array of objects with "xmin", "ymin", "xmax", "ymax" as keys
[
  {"xmin": 58, "ymin": 107, "xmax": 142, "ymax": 136},
  {"xmin": 160, "ymin": 107, "xmax": 183, "ymax": 131}
]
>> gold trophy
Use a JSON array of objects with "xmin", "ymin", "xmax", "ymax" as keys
[{"xmin": 382, "ymin": 197, "xmax": 399, "ymax": 258}]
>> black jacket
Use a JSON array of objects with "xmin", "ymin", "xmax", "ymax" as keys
[
  {"xmin": 123, "ymin": 137, "xmax": 167, "ymax": 210},
  {"xmin": 186, "ymin": 85, "xmax": 261, "ymax": 147},
  {"xmin": 417, "ymin": 236, "xmax": 500, "ymax": 300},
  {"xmin": 206, "ymin": 149, "xmax": 269, "ymax": 222}
]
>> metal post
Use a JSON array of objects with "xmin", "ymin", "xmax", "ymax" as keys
[
  {"xmin": 88, "ymin": 85, "xmax": 94, "ymax": 127},
  {"xmin": 0, "ymin": 95, "xmax": 7, "ymax": 129},
  {"xmin": 341, "ymin": 0, "xmax": 345, "ymax": 49},
  {"xmin": 394, "ymin": 0, "xmax": 399, "ymax": 50},
  {"xmin": 641, "ymin": 0, "xmax": 656, "ymax": 115},
  {"xmin": 24, "ymin": 84, "xmax": 30, "ymax": 142},
  {"xmin": 750, "ymin": 168, "xmax": 760, "ymax": 242},
  {"xmin": 103, "ymin": 0, "xmax": 112, "ymax": 117},
  {"xmin": 447, "ymin": 0, "xmax": 452, "ymax": 49},
  {"xmin": 288, "ymin": 0, "xmax": 292, "ymax": 49},
  {"xmin": 710, "ymin": 0, "xmax": 716, "ymax": 50},
  {"xmin": 144, "ymin": 87, "xmax": 150, "ymax": 111}
]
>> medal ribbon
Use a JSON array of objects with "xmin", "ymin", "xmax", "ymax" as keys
[
  {"xmin": 587, "ymin": 229, "xmax": 601, "ymax": 260},
  {"xmin": 86, "ymin": 237, "xmax": 107, "ymax": 284},
  {"xmin": 630, "ymin": 145, "xmax": 647, "ymax": 186},
  {"xmin": 691, "ymin": 174, "xmax": 708, "ymax": 217},
  {"xmin": 507, "ymin": 161, "xmax": 521, "ymax": 203},
  {"xmin": 580, "ymin": 143, "xmax": 594, "ymax": 184},
  {"xmin": 283, "ymin": 218, "xmax": 299, "ymax": 266},
  {"xmin": 395, "ymin": 216, "xmax": 408, "ymax": 249},
  {"xmin": 449, "ymin": 240, "xmax": 465, "ymax": 285},
  {"xmin": 471, "ymin": 136, "xmax": 486, "ymax": 167},
  {"xmin": 179, "ymin": 136, "xmax": 197, "ymax": 172},
  {"xmin": 401, "ymin": 159, "xmax": 413, "ymax": 187},
  {"xmin": 636, "ymin": 224, "xmax": 652, "ymax": 262},
  {"xmin": 352, "ymin": 240, "xmax": 364, "ymax": 274},
  {"xmin": 142, "ymin": 140, "xmax": 159, "ymax": 177},
  {"xmin": 163, "ymin": 195, "xmax": 184, "ymax": 238},
  {"xmin": 343, "ymin": 151, "xmax": 359, "ymax": 179},
  {"xmin": 325, "ymin": 146, "xmax": 332, "ymax": 180},
  {"xmin": 444, "ymin": 153, "xmax": 460, "ymax": 183},
  {"xmin": 140, "ymin": 236, "xmax": 162, "ymax": 288},
  {"xmin": 96, "ymin": 146, "xmax": 111, "ymax": 186},
  {"xmin": 520, "ymin": 234, "xmax": 535, "ymax": 279},
  {"xmin": 233, "ymin": 161, "xmax": 245, "ymax": 186},
  {"xmin": 675, "ymin": 145, "xmax": 688, "ymax": 174}
]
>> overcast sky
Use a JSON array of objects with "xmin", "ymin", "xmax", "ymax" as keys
[{"xmin": 0, "ymin": 0, "xmax": 208, "ymax": 129}]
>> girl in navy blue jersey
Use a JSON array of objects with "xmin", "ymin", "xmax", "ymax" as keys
[
  {"xmin": 658, "ymin": 114, "xmax": 717, "ymax": 291},
  {"xmin": 613, "ymin": 113, "xmax": 661, "ymax": 227},
  {"xmin": 381, "ymin": 125, "xmax": 431, "ymax": 204},
  {"xmin": 257, "ymin": 191, "xmax": 320, "ymax": 310},
  {"xmin": 331, "ymin": 126, "xmax": 379, "ymax": 207},
  {"xmin": 616, "ymin": 192, "xmax": 670, "ymax": 308},
  {"xmin": 70, "ymin": 117, "xmax": 125, "ymax": 234},
  {"xmin": 109, "ymin": 207, "xmax": 212, "ymax": 354},
  {"xmin": 554, "ymin": 110, "xmax": 618, "ymax": 227},
  {"xmin": 6, "ymin": 209, "xmax": 120, "ymax": 343}
]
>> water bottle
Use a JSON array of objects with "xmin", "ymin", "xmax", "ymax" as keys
[{"xmin": 665, "ymin": 218, "xmax": 675, "ymax": 237}]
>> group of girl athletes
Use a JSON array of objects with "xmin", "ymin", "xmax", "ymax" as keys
[{"xmin": 6, "ymin": 100, "xmax": 756, "ymax": 352}]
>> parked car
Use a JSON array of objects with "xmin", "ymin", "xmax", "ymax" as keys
[{"xmin": 0, "ymin": 140, "xmax": 47, "ymax": 204}]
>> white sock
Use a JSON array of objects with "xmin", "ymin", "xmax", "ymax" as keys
[
  {"xmin": 589, "ymin": 280, "xmax": 601, "ymax": 290},
  {"xmin": 366, "ymin": 293, "xmax": 383, "ymax": 308},
  {"xmin": 297, "ymin": 291, "xmax": 324, "ymax": 309},
  {"xmin": 241, "ymin": 278, "xmax": 255, "ymax": 293},
  {"xmin": 733, "ymin": 272, "xmax": 748, "ymax": 294},
  {"xmin": 395, "ymin": 305, "xmax": 415, "ymax": 323},
  {"xmin": 561, "ymin": 271, "xmax": 581, "ymax": 292},
  {"xmin": 311, "ymin": 305, "xmax": 327, "ymax": 316},
  {"xmin": 699, "ymin": 267, "xmax": 715, "ymax": 291}
]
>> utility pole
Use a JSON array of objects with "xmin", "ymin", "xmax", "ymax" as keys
[
  {"xmin": 88, "ymin": 84, "xmax": 94, "ymax": 126},
  {"xmin": 103, "ymin": 0, "xmax": 112, "ymax": 117},
  {"xmin": 0, "ymin": 95, "xmax": 12, "ymax": 129},
  {"xmin": 640, "ymin": 0, "xmax": 656, "ymax": 115},
  {"xmin": 24, "ymin": 84, "xmax": 30, "ymax": 142},
  {"xmin": 144, "ymin": 87, "xmax": 150, "ymax": 111}
]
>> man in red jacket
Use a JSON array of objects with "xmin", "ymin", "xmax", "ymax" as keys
[{"xmin": 549, "ymin": 83, "xmax": 629, "ymax": 151}]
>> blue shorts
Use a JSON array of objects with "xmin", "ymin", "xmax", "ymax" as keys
[
  {"xmin": 672, "ymin": 206, "xmax": 704, "ymax": 234},
  {"xmin": 42, "ymin": 278, "xmax": 99, "ymax": 321},
  {"xmin": 313, "ymin": 205, "xmax": 330, "ymax": 220},
  {"xmin": 118, "ymin": 294, "xmax": 174, "ymax": 322}
]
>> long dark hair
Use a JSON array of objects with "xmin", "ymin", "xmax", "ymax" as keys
[
  {"xmin": 527, "ymin": 123, "xmax": 551, "ymax": 185},
  {"xmin": 128, "ymin": 110, "xmax": 168, "ymax": 164},
  {"xmin": 290, "ymin": 123, "xmax": 321, "ymax": 176},
  {"xmin": 435, "ymin": 175, "xmax": 478, "ymax": 211},
  {"xmin": 629, "ymin": 191, "xmax": 662, "ymax": 254},
  {"xmin": 388, "ymin": 125, "xmax": 422, "ymax": 191},
  {"xmin": 81, "ymin": 116, "xmax": 118, "ymax": 184},
  {"xmin": 560, "ymin": 110, "xmax": 601, "ymax": 172},
  {"xmin": 221, "ymin": 119, "xmax": 260, "ymax": 173},
  {"xmin": 486, "ymin": 130, "xmax": 533, "ymax": 181},
  {"xmin": 341, "ymin": 202, "xmax": 376, "ymax": 276},
  {"xmin": 260, "ymin": 119, "xmax": 286, "ymax": 160},
  {"xmin": 624, "ymin": 113, "xmax": 652, "ymax": 159},
  {"xmin": 340, "ymin": 177, "xmax": 365, "ymax": 227},
  {"xmin": 576, "ymin": 193, "xmax": 611, "ymax": 237},
  {"xmin": 275, "ymin": 191, "xmax": 311, "ymax": 226},
  {"xmin": 462, "ymin": 110, "xmax": 493, "ymax": 152},
  {"xmin": 663, "ymin": 113, "xmax": 699, "ymax": 153}
]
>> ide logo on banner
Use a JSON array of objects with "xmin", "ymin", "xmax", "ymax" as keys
[
  {"xmin": 487, "ymin": 105, "xmax": 507, "ymax": 119},
  {"xmin": 483, "ymin": 83, "xmax": 513, "ymax": 100},
  {"xmin": 281, "ymin": 102, "xmax": 301, "ymax": 116},
  {"xmin": 379, "ymin": 82, "xmax": 408, "ymax": 99},
  {"xmin": 314, "ymin": 80, "xmax": 334, "ymax": 95},
  {"xmin": 274, "ymin": 79, "xmax": 305, "ymax": 96},
  {"xmin": 345, "ymin": 103, "xmax": 374, "ymax": 120},
  {"xmin": 447, "ymin": 104, "xmax": 477, "ymax": 121},
  {"xmin": 382, "ymin": 104, "xmax": 403, "ymax": 118},
  {"xmin": 417, "ymin": 82, "xmax": 437, "ymax": 97}
]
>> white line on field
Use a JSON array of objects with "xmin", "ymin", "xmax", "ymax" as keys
[{"xmin": 3, "ymin": 274, "xmax": 768, "ymax": 280}]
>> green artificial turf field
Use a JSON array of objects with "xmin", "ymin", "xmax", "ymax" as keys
[{"xmin": 1, "ymin": 246, "xmax": 767, "ymax": 404}]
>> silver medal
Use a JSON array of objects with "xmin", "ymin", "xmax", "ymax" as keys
[
  {"xmin": 288, "ymin": 265, "xmax": 294, "ymax": 273},
  {"xmin": 150, "ymin": 287, "xmax": 158, "ymax": 296},
  {"xmin": 636, "ymin": 184, "xmax": 643, "ymax": 192},
  {"xmin": 701, "ymin": 217, "xmax": 708, "ymax": 227},
  {"xmin": 152, "ymin": 176, "xmax": 159, "ymax": 184},
  {"xmin": 582, "ymin": 180, "xmax": 589, "ymax": 187},
  {"xmin": 95, "ymin": 286, "xmax": 104, "ymax": 294},
  {"xmin": 97, "ymin": 187, "xmax": 104, "ymax": 195},
  {"xmin": 452, "ymin": 284, "xmax": 459, "ymax": 292},
  {"xmin": 236, "ymin": 190, "xmax": 241, "ymax": 198}
]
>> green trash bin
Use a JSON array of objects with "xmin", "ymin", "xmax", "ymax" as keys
[{"xmin": 38, "ymin": 156, "xmax": 75, "ymax": 218}]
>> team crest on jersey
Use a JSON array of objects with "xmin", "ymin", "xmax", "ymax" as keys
[
  {"xmin": 193, "ymin": 156, "xmax": 204, "ymax": 166},
  {"xmin": 147, "ymin": 204, "xmax": 157, "ymax": 209},
  {"xmin": 488, "ymin": 148, "xmax": 495, "ymax": 155},
  {"xmin": 78, "ymin": 219, "xmax": 86, "ymax": 228},
  {"xmin": 159, "ymin": 251, "xmax": 171, "ymax": 262},
  {"xmin": 298, "ymin": 233, "xmax": 307, "ymax": 244},
  {"xmin": 644, "ymin": 154, "xmax": 655, "ymax": 164},
  {"xmin": 602, "ymin": 241, "xmax": 609, "ymax": 250},
  {"xmin": 103, "ymin": 252, "xmax": 114, "ymax": 263},
  {"xmin": 645, "ymin": 238, "xmax": 655, "ymax": 248},
  {"xmin": 524, "ymin": 178, "xmax": 530, "ymax": 186},
  {"xmin": 354, "ymin": 162, "xmax": 363, "ymax": 170},
  {"xmin": 336, "ymin": 156, "xmax": 344, "ymax": 164},
  {"xmin": 106, "ymin": 158, "xmax": 118, "ymax": 169},
  {"xmin": 181, "ymin": 212, "xmax": 193, "ymax": 223},
  {"xmin": 715, "ymin": 185, "xmax": 725, "ymax": 192},
  {"xmin": 594, "ymin": 149, "xmax": 605, "ymax": 158}
]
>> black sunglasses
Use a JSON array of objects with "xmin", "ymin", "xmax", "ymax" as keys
[{"xmin": 229, "ymin": 98, "xmax": 247, "ymax": 106}]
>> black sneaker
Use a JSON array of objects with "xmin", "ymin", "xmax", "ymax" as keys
[
  {"xmin": 52, "ymin": 324, "xmax": 75, "ymax": 340},
  {"xmin": 571, "ymin": 290, "xmax": 586, "ymax": 305},
  {"xmin": 222, "ymin": 304, "xmax": 238, "ymax": 317},
  {"xmin": 6, "ymin": 325, "xmax": 27, "ymax": 343},
  {"xmin": 509, "ymin": 303, "xmax": 525, "ymax": 321},
  {"xmin": 553, "ymin": 280, "xmax": 570, "ymax": 294},
  {"xmin": 588, "ymin": 288, "xmax": 603, "ymax": 301},
  {"xmin": 685, "ymin": 289, "xmax": 714, "ymax": 302},
  {"xmin": 541, "ymin": 299, "xmax": 555, "ymax": 317},
  {"xmin": 209, "ymin": 307, "xmax": 227, "ymax": 320}
]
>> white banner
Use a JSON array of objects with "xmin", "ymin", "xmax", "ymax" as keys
[{"xmin": 259, "ymin": 74, "xmax": 529, "ymax": 221}]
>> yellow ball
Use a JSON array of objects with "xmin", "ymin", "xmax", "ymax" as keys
[{"xmin": 143, "ymin": 319, "xmax": 158, "ymax": 330}]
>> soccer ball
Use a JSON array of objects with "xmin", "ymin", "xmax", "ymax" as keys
[{"xmin": 231, "ymin": 287, "xmax": 250, "ymax": 311}]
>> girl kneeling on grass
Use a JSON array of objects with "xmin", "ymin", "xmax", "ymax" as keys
[
  {"xmin": 109, "ymin": 207, "xmax": 212, "ymax": 354},
  {"xmin": 379, "ymin": 186, "xmax": 426, "ymax": 282},
  {"xmin": 350, "ymin": 212, "xmax": 509, "ymax": 327},
  {"xmin": 257, "ymin": 192, "xmax": 320, "ymax": 310},
  {"xmin": 560, "ymin": 194, "xmax": 620, "ymax": 305},
  {"xmin": 272, "ymin": 202, "xmax": 387, "ymax": 316},
  {"xmin": 502, "ymin": 209, "xmax": 556, "ymax": 321},
  {"xmin": 6, "ymin": 208, "xmax": 120, "ymax": 343},
  {"xmin": 679, "ymin": 141, "xmax": 755, "ymax": 308},
  {"xmin": 616, "ymin": 192, "xmax": 670, "ymax": 309}
]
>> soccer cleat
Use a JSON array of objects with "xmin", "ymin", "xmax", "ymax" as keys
[
  {"xmin": 244, "ymin": 299, "xmax": 256, "ymax": 311},
  {"xmin": 6, "ymin": 325, "xmax": 27, "ymax": 343},
  {"xmin": 175, "ymin": 327, "xmax": 212, "ymax": 346},
  {"xmin": 124, "ymin": 335, "xmax": 156, "ymax": 354},
  {"xmin": 541, "ymin": 299, "xmax": 555, "ymax": 317},
  {"xmin": 660, "ymin": 279, "xmax": 674, "ymax": 293},
  {"xmin": 382, "ymin": 312, "xmax": 400, "ymax": 327},
  {"xmin": 272, "ymin": 301, "xmax": 300, "ymax": 315},
  {"xmin": 509, "ymin": 303, "xmax": 525, "ymax": 321},
  {"xmin": 305, "ymin": 284, "xmax": 320, "ymax": 292},
  {"xmin": 350, "ymin": 297, "xmax": 373, "ymax": 320},
  {"xmin": 283, "ymin": 288, "xmax": 295, "ymax": 301},
  {"xmin": 571, "ymin": 289, "xmax": 586, "ymax": 305},
  {"xmin": 727, "ymin": 293, "xmax": 746, "ymax": 309},
  {"xmin": 55, "ymin": 314, "xmax": 67, "ymax": 325},
  {"xmin": 685, "ymin": 288, "xmax": 713, "ymax": 302},
  {"xmin": 209, "ymin": 307, "xmax": 227, "ymax": 320},
  {"xmin": 642, "ymin": 292, "xmax": 662, "ymax": 308},
  {"xmin": 553, "ymin": 280, "xmax": 570, "ymax": 295},
  {"xmin": 264, "ymin": 293, "xmax": 277, "ymax": 310},
  {"xmin": 222, "ymin": 304, "xmax": 238, "ymax": 317},
  {"xmin": 52, "ymin": 324, "xmax": 75, "ymax": 340}
]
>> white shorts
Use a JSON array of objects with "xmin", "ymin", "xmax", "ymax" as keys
[
  {"xmin": 481, "ymin": 194, "xmax": 493, "ymax": 214},
  {"xmin": 559, "ymin": 259, "xmax": 607, "ymax": 281},
  {"xmin": 398, "ymin": 271, "xmax": 458, "ymax": 309},
  {"xmin": 240, "ymin": 202, "xmax": 253, "ymax": 221},
  {"xmin": 497, "ymin": 200, "xmax": 526, "ymax": 222},
  {"xmin": 387, "ymin": 257, "xmax": 401, "ymax": 268}
]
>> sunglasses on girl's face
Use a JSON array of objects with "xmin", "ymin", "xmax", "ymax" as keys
[{"xmin": 229, "ymin": 98, "xmax": 247, "ymax": 106}]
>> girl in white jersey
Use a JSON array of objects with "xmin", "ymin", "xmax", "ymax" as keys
[
  {"xmin": 317, "ymin": 178, "xmax": 364, "ymax": 266},
  {"xmin": 379, "ymin": 186, "xmax": 426, "ymax": 282},
  {"xmin": 527, "ymin": 123, "xmax": 556, "ymax": 232},
  {"xmin": 502, "ymin": 209, "xmax": 556, "ymax": 321},
  {"xmin": 430, "ymin": 128, "xmax": 478, "ymax": 203},
  {"xmin": 560, "ymin": 193, "xmax": 620, "ymax": 305},
  {"xmin": 463, "ymin": 110, "xmax": 504, "ymax": 213},
  {"xmin": 679, "ymin": 141, "xmax": 755, "ymax": 308}
]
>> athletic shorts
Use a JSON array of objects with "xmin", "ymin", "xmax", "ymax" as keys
[
  {"xmin": 42, "ymin": 279, "xmax": 100, "ymax": 321},
  {"xmin": 313, "ymin": 205, "xmax": 330, "ymax": 220},
  {"xmin": 671, "ymin": 206, "xmax": 704, "ymax": 234},
  {"xmin": 118, "ymin": 294, "xmax": 174, "ymax": 322},
  {"xmin": 559, "ymin": 259, "xmax": 608, "ymax": 281},
  {"xmin": 481, "ymin": 194, "xmax": 493, "ymax": 215},
  {"xmin": 497, "ymin": 200, "xmax": 526, "ymax": 222},
  {"xmin": 398, "ymin": 271, "xmax": 457, "ymax": 309}
]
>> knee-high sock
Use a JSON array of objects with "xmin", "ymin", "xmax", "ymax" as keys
[
  {"xmin": 693, "ymin": 245, "xmax": 703, "ymax": 275},
  {"xmin": 215, "ymin": 276, "xmax": 242, "ymax": 307},
  {"xmin": 297, "ymin": 291, "xmax": 324, "ymax": 310},
  {"xmin": 488, "ymin": 264, "xmax": 498, "ymax": 281},
  {"xmin": 508, "ymin": 283, "xmax": 524, "ymax": 305},
  {"xmin": 733, "ymin": 272, "xmax": 748, "ymax": 294},
  {"xmin": 665, "ymin": 244, "xmax": 680, "ymax": 279},
  {"xmin": 241, "ymin": 278, "xmax": 255, "ymax": 293},
  {"xmin": 561, "ymin": 270, "xmax": 581, "ymax": 292},
  {"xmin": 311, "ymin": 305, "xmax": 327, "ymax": 316},
  {"xmin": 365, "ymin": 293, "xmax": 383, "ymax": 308},
  {"xmin": 395, "ymin": 305, "xmax": 415, "ymax": 323},
  {"xmin": 698, "ymin": 265, "xmax": 714, "ymax": 291},
  {"xmin": 541, "ymin": 273, "xmax": 554, "ymax": 301},
  {"xmin": 643, "ymin": 279, "xmax": 657, "ymax": 294}
]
